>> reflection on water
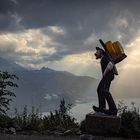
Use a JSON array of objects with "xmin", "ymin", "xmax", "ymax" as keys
[{"xmin": 70, "ymin": 98, "xmax": 140, "ymax": 122}]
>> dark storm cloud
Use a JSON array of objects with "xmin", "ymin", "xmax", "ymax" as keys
[
  {"xmin": 0, "ymin": 0, "xmax": 17, "ymax": 31},
  {"xmin": 18, "ymin": 0, "xmax": 140, "ymax": 59},
  {"xmin": 17, "ymin": 0, "xmax": 115, "ymax": 35},
  {"xmin": 1, "ymin": 0, "xmax": 140, "ymax": 32},
  {"xmin": 17, "ymin": 0, "xmax": 101, "ymax": 28},
  {"xmin": 0, "ymin": 0, "xmax": 15, "ymax": 14},
  {"xmin": 15, "ymin": 0, "xmax": 140, "ymax": 33},
  {"xmin": 1, "ymin": 0, "xmax": 140, "ymax": 61}
]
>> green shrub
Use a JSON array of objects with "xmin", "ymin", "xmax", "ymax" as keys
[
  {"xmin": 0, "ymin": 114, "xmax": 14, "ymax": 127},
  {"xmin": 12, "ymin": 99, "xmax": 79, "ymax": 133},
  {"xmin": 13, "ymin": 106, "xmax": 42, "ymax": 131},
  {"xmin": 42, "ymin": 99, "xmax": 79, "ymax": 132},
  {"xmin": 118, "ymin": 101, "xmax": 140, "ymax": 138}
]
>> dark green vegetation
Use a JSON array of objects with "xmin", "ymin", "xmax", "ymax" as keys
[
  {"xmin": 0, "ymin": 71, "xmax": 18, "ymax": 114},
  {"xmin": 118, "ymin": 101, "xmax": 140, "ymax": 138},
  {"xmin": 13, "ymin": 99, "xmax": 79, "ymax": 133},
  {"xmin": 0, "ymin": 100, "xmax": 79, "ymax": 134},
  {"xmin": 0, "ymin": 99, "xmax": 79, "ymax": 134}
]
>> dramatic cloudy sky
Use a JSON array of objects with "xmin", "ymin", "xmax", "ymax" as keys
[{"xmin": 1, "ymin": 0, "xmax": 140, "ymax": 99}]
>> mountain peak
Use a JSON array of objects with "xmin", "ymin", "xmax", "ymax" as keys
[{"xmin": 40, "ymin": 67, "xmax": 55, "ymax": 72}]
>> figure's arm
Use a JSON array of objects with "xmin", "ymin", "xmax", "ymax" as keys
[{"xmin": 103, "ymin": 61, "xmax": 114, "ymax": 77}]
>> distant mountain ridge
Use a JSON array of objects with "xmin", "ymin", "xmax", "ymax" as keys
[{"xmin": 0, "ymin": 57, "xmax": 98, "ymax": 112}]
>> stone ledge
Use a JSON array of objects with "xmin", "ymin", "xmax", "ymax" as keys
[{"xmin": 85, "ymin": 113, "xmax": 121, "ymax": 135}]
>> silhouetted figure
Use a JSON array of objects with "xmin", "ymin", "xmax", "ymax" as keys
[{"xmin": 93, "ymin": 47, "xmax": 118, "ymax": 115}]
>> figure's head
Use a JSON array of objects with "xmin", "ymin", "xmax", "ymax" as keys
[{"xmin": 94, "ymin": 47, "xmax": 105, "ymax": 59}]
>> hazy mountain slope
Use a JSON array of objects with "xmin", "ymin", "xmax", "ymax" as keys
[{"xmin": 0, "ymin": 58, "xmax": 98, "ymax": 112}]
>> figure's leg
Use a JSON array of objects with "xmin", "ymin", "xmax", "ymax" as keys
[
  {"xmin": 102, "ymin": 77, "xmax": 117, "ymax": 115},
  {"xmin": 97, "ymin": 79, "xmax": 106, "ymax": 109},
  {"xmin": 93, "ymin": 79, "xmax": 106, "ymax": 113}
]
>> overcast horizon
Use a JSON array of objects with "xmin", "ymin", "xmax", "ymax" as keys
[{"xmin": 1, "ymin": 0, "xmax": 140, "ymax": 99}]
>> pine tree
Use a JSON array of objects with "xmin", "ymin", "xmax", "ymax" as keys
[{"xmin": 0, "ymin": 71, "xmax": 18, "ymax": 114}]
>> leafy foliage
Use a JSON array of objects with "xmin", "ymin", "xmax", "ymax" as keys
[
  {"xmin": 0, "ymin": 113, "xmax": 14, "ymax": 128},
  {"xmin": 118, "ymin": 101, "xmax": 140, "ymax": 138},
  {"xmin": 0, "ymin": 71, "xmax": 18, "ymax": 114},
  {"xmin": 13, "ymin": 106, "xmax": 42, "ymax": 131},
  {"xmin": 43, "ymin": 99, "xmax": 79, "ymax": 132},
  {"xmin": 12, "ymin": 99, "xmax": 79, "ymax": 133}
]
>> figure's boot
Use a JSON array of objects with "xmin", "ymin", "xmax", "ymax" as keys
[{"xmin": 92, "ymin": 105, "xmax": 105, "ymax": 113}]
